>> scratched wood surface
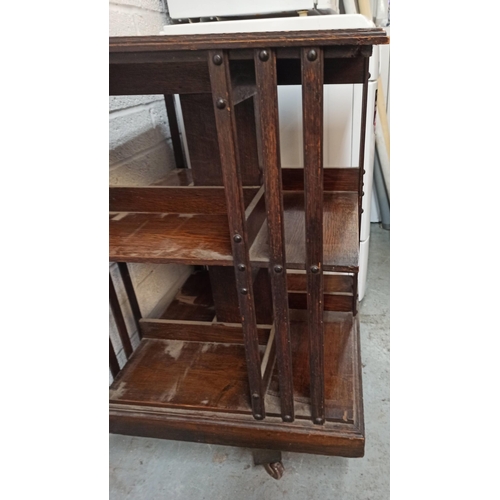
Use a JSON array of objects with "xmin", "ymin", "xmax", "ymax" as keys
[
  {"xmin": 109, "ymin": 338, "xmax": 266, "ymax": 414},
  {"xmin": 109, "ymin": 212, "xmax": 234, "ymax": 265},
  {"xmin": 249, "ymin": 192, "xmax": 359, "ymax": 272},
  {"xmin": 266, "ymin": 311, "xmax": 356, "ymax": 423}
]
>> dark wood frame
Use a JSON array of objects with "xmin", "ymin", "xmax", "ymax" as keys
[{"xmin": 109, "ymin": 28, "xmax": 389, "ymax": 458}]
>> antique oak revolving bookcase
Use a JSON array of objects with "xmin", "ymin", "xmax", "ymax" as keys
[{"xmin": 109, "ymin": 28, "xmax": 389, "ymax": 476}]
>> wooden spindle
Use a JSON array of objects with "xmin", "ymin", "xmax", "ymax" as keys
[
  {"xmin": 302, "ymin": 47, "xmax": 325, "ymax": 425},
  {"xmin": 208, "ymin": 50, "xmax": 265, "ymax": 420},
  {"xmin": 254, "ymin": 47, "xmax": 295, "ymax": 423}
]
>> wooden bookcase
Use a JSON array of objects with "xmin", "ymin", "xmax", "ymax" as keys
[{"xmin": 109, "ymin": 28, "xmax": 389, "ymax": 476}]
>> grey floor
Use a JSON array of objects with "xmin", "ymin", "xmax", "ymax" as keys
[{"xmin": 110, "ymin": 223, "xmax": 390, "ymax": 500}]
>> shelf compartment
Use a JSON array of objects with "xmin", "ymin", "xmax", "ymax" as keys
[
  {"xmin": 109, "ymin": 186, "xmax": 262, "ymax": 265},
  {"xmin": 265, "ymin": 311, "xmax": 361, "ymax": 424},
  {"xmin": 109, "ymin": 338, "xmax": 252, "ymax": 413},
  {"xmin": 109, "ymin": 336, "xmax": 269, "ymax": 415},
  {"xmin": 249, "ymin": 192, "xmax": 359, "ymax": 272},
  {"xmin": 109, "ymin": 310, "xmax": 364, "ymax": 457}
]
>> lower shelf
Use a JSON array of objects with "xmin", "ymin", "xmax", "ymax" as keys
[{"xmin": 110, "ymin": 311, "xmax": 364, "ymax": 457}]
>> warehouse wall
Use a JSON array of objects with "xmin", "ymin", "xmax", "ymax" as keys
[{"xmin": 109, "ymin": 0, "xmax": 191, "ymax": 370}]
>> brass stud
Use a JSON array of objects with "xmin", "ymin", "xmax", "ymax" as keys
[
  {"xmin": 310, "ymin": 265, "xmax": 320, "ymax": 274},
  {"xmin": 213, "ymin": 54, "xmax": 223, "ymax": 65},
  {"xmin": 237, "ymin": 264, "xmax": 246, "ymax": 271},
  {"xmin": 233, "ymin": 234, "xmax": 242, "ymax": 243},
  {"xmin": 240, "ymin": 288, "xmax": 248, "ymax": 295},
  {"xmin": 273, "ymin": 265, "xmax": 283, "ymax": 273}
]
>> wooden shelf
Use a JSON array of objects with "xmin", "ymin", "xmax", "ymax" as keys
[
  {"xmin": 109, "ymin": 310, "xmax": 364, "ymax": 456},
  {"xmin": 109, "ymin": 212, "xmax": 235, "ymax": 265},
  {"xmin": 109, "ymin": 337, "xmax": 266, "ymax": 415},
  {"xmin": 250, "ymin": 192, "xmax": 359, "ymax": 272},
  {"xmin": 109, "ymin": 186, "xmax": 260, "ymax": 266}
]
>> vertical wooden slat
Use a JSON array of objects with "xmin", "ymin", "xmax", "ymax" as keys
[
  {"xmin": 254, "ymin": 48, "xmax": 295, "ymax": 423},
  {"xmin": 302, "ymin": 47, "xmax": 325, "ymax": 425},
  {"xmin": 109, "ymin": 273, "xmax": 133, "ymax": 359},
  {"xmin": 117, "ymin": 262, "xmax": 143, "ymax": 340},
  {"xmin": 357, "ymin": 57, "xmax": 370, "ymax": 231},
  {"xmin": 208, "ymin": 50, "xmax": 265, "ymax": 420},
  {"xmin": 109, "ymin": 337, "xmax": 120, "ymax": 378},
  {"xmin": 164, "ymin": 94, "xmax": 186, "ymax": 169}
]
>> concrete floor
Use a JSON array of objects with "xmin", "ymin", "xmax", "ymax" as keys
[{"xmin": 110, "ymin": 223, "xmax": 390, "ymax": 500}]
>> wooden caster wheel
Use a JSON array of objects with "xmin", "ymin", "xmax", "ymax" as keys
[{"xmin": 264, "ymin": 461, "xmax": 284, "ymax": 480}]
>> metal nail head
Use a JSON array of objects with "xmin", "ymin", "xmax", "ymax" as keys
[
  {"xmin": 259, "ymin": 50, "xmax": 269, "ymax": 61},
  {"xmin": 212, "ymin": 54, "xmax": 223, "ymax": 65},
  {"xmin": 307, "ymin": 49, "xmax": 318, "ymax": 61},
  {"xmin": 233, "ymin": 234, "xmax": 242, "ymax": 243},
  {"xmin": 216, "ymin": 98, "xmax": 227, "ymax": 109}
]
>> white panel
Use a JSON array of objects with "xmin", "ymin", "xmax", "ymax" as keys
[
  {"xmin": 360, "ymin": 80, "xmax": 377, "ymax": 241},
  {"xmin": 161, "ymin": 14, "xmax": 374, "ymax": 34},
  {"xmin": 277, "ymin": 85, "xmax": 354, "ymax": 169},
  {"xmin": 277, "ymin": 86, "xmax": 303, "ymax": 169},
  {"xmin": 358, "ymin": 236, "xmax": 370, "ymax": 301},
  {"xmin": 323, "ymin": 85, "xmax": 353, "ymax": 168},
  {"xmin": 167, "ymin": 1, "xmax": 314, "ymax": 20}
]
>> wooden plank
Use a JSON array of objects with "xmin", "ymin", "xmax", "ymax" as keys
[
  {"xmin": 151, "ymin": 168, "xmax": 192, "ymax": 186},
  {"xmin": 302, "ymin": 46, "xmax": 325, "ymax": 425},
  {"xmin": 252, "ymin": 267, "xmax": 274, "ymax": 324},
  {"xmin": 286, "ymin": 273, "xmax": 354, "ymax": 294},
  {"xmin": 110, "ymin": 62, "xmax": 211, "ymax": 96},
  {"xmin": 164, "ymin": 95, "xmax": 185, "ymax": 169},
  {"xmin": 109, "ymin": 273, "xmax": 133, "ymax": 358},
  {"xmin": 234, "ymin": 97, "xmax": 262, "ymax": 186},
  {"xmin": 109, "ymin": 212, "xmax": 234, "ymax": 266},
  {"xmin": 109, "ymin": 337, "xmax": 120, "ymax": 378},
  {"xmin": 254, "ymin": 48, "xmax": 295, "ymax": 422},
  {"xmin": 276, "ymin": 57, "xmax": 365, "ymax": 85},
  {"xmin": 117, "ymin": 262, "xmax": 142, "ymax": 339},
  {"xmin": 208, "ymin": 49, "xmax": 265, "ymax": 419},
  {"xmin": 229, "ymin": 46, "xmax": 372, "ymax": 61},
  {"xmin": 179, "ymin": 94, "xmax": 223, "ymax": 186},
  {"xmin": 288, "ymin": 293, "xmax": 353, "ymax": 313},
  {"xmin": 109, "ymin": 338, "xmax": 266, "ymax": 415},
  {"xmin": 249, "ymin": 192, "xmax": 359, "ymax": 272},
  {"xmin": 208, "ymin": 267, "xmax": 242, "ymax": 323},
  {"xmin": 109, "ymin": 186, "xmax": 258, "ymax": 214},
  {"xmin": 110, "ymin": 29, "xmax": 389, "ymax": 53},
  {"xmin": 281, "ymin": 168, "xmax": 359, "ymax": 192},
  {"xmin": 140, "ymin": 319, "xmax": 271, "ymax": 345}
]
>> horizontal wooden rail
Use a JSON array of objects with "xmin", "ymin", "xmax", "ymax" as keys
[
  {"xmin": 139, "ymin": 319, "xmax": 272, "ymax": 345},
  {"xmin": 286, "ymin": 273, "xmax": 354, "ymax": 294},
  {"xmin": 110, "ymin": 186, "xmax": 258, "ymax": 214},
  {"xmin": 282, "ymin": 168, "xmax": 359, "ymax": 192}
]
